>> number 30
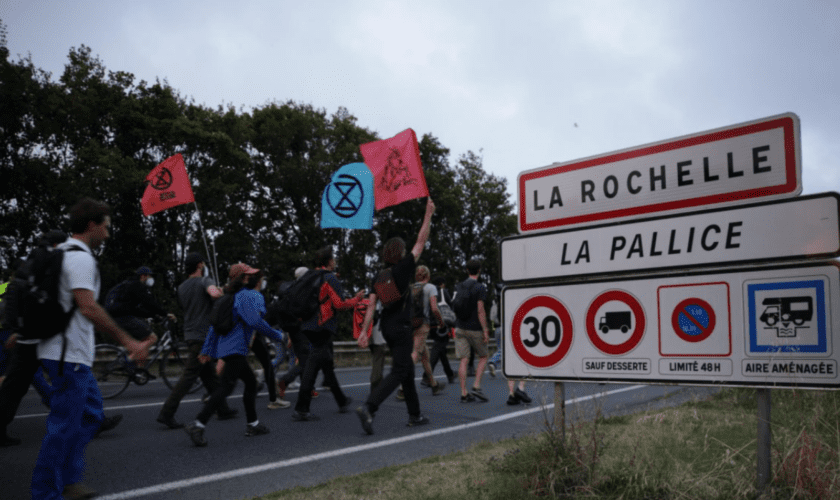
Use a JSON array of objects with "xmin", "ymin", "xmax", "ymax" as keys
[{"xmin": 522, "ymin": 316, "xmax": 561, "ymax": 348}]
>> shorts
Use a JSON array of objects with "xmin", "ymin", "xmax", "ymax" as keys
[
  {"xmin": 455, "ymin": 328, "xmax": 488, "ymax": 358},
  {"xmin": 114, "ymin": 316, "xmax": 154, "ymax": 341},
  {"xmin": 412, "ymin": 324, "xmax": 430, "ymax": 360}
]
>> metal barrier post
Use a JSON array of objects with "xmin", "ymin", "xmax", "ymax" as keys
[{"xmin": 757, "ymin": 388, "xmax": 772, "ymax": 497}]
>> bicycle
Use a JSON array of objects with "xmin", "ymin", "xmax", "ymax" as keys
[{"xmin": 93, "ymin": 317, "xmax": 203, "ymax": 399}]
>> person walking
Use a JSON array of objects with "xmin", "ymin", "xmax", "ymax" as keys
[
  {"xmin": 424, "ymin": 275, "xmax": 455, "ymax": 386},
  {"xmin": 157, "ymin": 253, "xmax": 237, "ymax": 430},
  {"xmin": 184, "ymin": 263, "xmax": 283, "ymax": 446},
  {"xmin": 356, "ymin": 198, "xmax": 435, "ymax": 434},
  {"xmin": 401, "ymin": 265, "xmax": 445, "ymax": 397},
  {"xmin": 455, "ymin": 259, "xmax": 490, "ymax": 403},
  {"xmin": 31, "ymin": 199, "xmax": 152, "ymax": 500},
  {"xmin": 291, "ymin": 247, "xmax": 363, "ymax": 421}
]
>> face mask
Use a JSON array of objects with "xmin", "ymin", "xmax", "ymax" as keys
[
  {"xmin": 260, "ymin": 278, "xmax": 268, "ymax": 291},
  {"xmin": 145, "ymin": 277, "xmax": 155, "ymax": 287}
]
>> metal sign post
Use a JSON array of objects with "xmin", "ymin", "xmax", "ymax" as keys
[{"xmin": 757, "ymin": 388, "xmax": 772, "ymax": 495}]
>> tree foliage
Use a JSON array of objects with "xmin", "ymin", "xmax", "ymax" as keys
[{"xmin": 0, "ymin": 36, "xmax": 516, "ymax": 337}]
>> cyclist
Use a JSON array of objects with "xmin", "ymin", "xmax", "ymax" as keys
[
  {"xmin": 157, "ymin": 253, "xmax": 237, "ymax": 429},
  {"xmin": 106, "ymin": 266, "xmax": 176, "ymax": 343}
]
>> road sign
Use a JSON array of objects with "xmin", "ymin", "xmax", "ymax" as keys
[
  {"xmin": 502, "ymin": 262, "xmax": 840, "ymax": 388},
  {"xmin": 585, "ymin": 290, "xmax": 646, "ymax": 355},
  {"xmin": 518, "ymin": 113, "xmax": 801, "ymax": 233},
  {"xmin": 510, "ymin": 295, "xmax": 574, "ymax": 368},
  {"xmin": 501, "ymin": 192, "xmax": 840, "ymax": 283}
]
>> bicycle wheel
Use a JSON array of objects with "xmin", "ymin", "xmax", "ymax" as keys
[
  {"xmin": 160, "ymin": 342, "xmax": 203, "ymax": 394},
  {"xmin": 93, "ymin": 344, "xmax": 132, "ymax": 399}
]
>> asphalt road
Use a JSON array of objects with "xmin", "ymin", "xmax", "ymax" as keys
[{"xmin": 1, "ymin": 366, "xmax": 719, "ymax": 500}]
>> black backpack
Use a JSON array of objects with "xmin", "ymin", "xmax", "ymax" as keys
[
  {"xmin": 6, "ymin": 244, "xmax": 85, "ymax": 375},
  {"xmin": 209, "ymin": 290, "xmax": 239, "ymax": 336},
  {"xmin": 451, "ymin": 279, "xmax": 477, "ymax": 322},
  {"xmin": 103, "ymin": 279, "xmax": 132, "ymax": 316},
  {"xmin": 278, "ymin": 269, "xmax": 327, "ymax": 322},
  {"xmin": 266, "ymin": 280, "xmax": 297, "ymax": 330}
]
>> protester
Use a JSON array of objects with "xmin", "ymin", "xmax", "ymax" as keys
[
  {"xmin": 31, "ymin": 199, "xmax": 152, "ymax": 500},
  {"xmin": 401, "ymin": 265, "xmax": 445, "ymax": 397},
  {"xmin": 1, "ymin": 230, "xmax": 123, "ymax": 449},
  {"xmin": 271, "ymin": 267, "xmax": 316, "ymax": 404},
  {"xmin": 424, "ymin": 275, "xmax": 455, "ymax": 386},
  {"xmin": 184, "ymin": 263, "xmax": 283, "ymax": 446},
  {"xmin": 455, "ymin": 259, "xmax": 490, "ymax": 403},
  {"xmin": 291, "ymin": 247, "xmax": 363, "ymax": 421},
  {"xmin": 356, "ymin": 198, "xmax": 435, "ymax": 434},
  {"xmin": 157, "ymin": 253, "xmax": 238, "ymax": 429}
]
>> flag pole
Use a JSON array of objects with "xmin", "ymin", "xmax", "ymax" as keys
[{"xmin": 192, "ymin": 202, "xmax": 219, "ymax": 285}]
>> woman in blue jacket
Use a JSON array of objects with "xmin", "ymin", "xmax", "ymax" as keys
[{"xmin": 183, "ymin": 263, "xmax": 284, "ymax": 447}]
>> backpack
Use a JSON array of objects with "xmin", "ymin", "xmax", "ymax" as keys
[
  {"xmin": 209, "ymin": 291, "xmax": 238, "ymax": 336},
  {"xmin": 410, "ymin": 282, "xmax": 426, "ymax": 329},
  {"xmin": 373, "ymin": 268, "xmax": 403, "ymax": 308},
  {"xmin": 266, "ymin": 280, "xmax": 297, "ymax": 330},
  {"xmin": 278, "ymin": 269, "xmax": 327, "ymax": 322},
  {"xmin": 451, "ymin": 279, "xmax": 477, "ymax": 322},
  {"xmin": 9, "ymin": 244, "xmax": 84, "ymax": 341},
  {"xmin": 103, "ymin": 279, "xmax": 132, "ymax": 316}
]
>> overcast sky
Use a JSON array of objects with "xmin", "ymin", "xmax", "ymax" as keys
[{"xmin": 3, "ymin": 1, "xmax": 838, "ymax": 208}]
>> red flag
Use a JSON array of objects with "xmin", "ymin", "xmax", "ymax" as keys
[
  {"xmin": 360, "ymin": 128, "xmax": 429, "ymax": 210},
  {"xmin": 141, "ymin": 154, "xmax": 195, "ymax": 216}
]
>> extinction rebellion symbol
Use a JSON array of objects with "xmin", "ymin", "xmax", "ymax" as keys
[
  {"xmin": 150, "ymin": 167, "xmax": 174, "ymax": 191},
  {"xmin": 327, "ymin": 174, "xmax": 364, "ymax": 218}
]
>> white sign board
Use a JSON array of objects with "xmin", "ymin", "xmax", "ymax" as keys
[
  {"xmin": 502, "ymin": 262, "xmax": 840, "ymax": 388},
  {"xmin": 502, "ymin": 192, "xmax": 840, "ymax": 283},
  {"xmin": 518, "ymin": 113, "xmax": 801, "ymax": 233}
]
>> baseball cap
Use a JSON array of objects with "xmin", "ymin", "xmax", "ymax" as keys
[
  {"xmin": 229, "ymin": 262, "xmax": 260, "ymax": 279},
  {"xmin": 294, "ymin": 266, "xmax": 309, "ymax": 279},
  {"xmin": 135, "ymin": 266, "xmax": 154, "ymax": 275}
]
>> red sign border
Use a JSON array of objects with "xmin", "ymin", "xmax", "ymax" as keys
[
  {"xmin": 585, "ymin": 290, "xmax": 646, "ymax": 356},
  {"xmin": 511, "ymin": 295, "xmax": 574, "ymax": 368},
  {"xmin": 519, "ymin": 114, "xmax": 799, "ymax": 232},
  {"xmin": 671, "ymin": 298, "xmax": 717, "ymax": 343}
]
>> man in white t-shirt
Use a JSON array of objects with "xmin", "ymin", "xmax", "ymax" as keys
[{"xmin": 31, "ymin": 198, "xmax": 152, "ymax": 500}]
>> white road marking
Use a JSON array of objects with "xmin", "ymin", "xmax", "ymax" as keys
[{"xmin": 96, "ymin": 384, "xmax": 646, "ymax": 500}]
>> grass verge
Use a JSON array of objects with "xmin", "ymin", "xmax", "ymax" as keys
[{"xmin": 251, "ymin": 388, "xmax": 840, "ymax": 500}]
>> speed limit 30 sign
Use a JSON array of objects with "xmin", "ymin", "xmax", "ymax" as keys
[{"xmin": 511, "ymin": 296, "xmax": 574, "ymax": 368}]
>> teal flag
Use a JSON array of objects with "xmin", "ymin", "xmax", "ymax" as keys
[{"xmin": 321, "ymin": 162, "xmax": 374, "ymax": 229}]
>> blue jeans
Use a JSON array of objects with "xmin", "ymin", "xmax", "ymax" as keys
[
  {"xmin": 31, "ymin": 359, "xmax": 104, "ymax": 500},
  {"xmin": 489, "ymin": 327, "xmax": 502, "ymax": 367}
]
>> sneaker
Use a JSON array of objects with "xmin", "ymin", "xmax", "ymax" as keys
[
  {"xmin": 311, "ymin": 390, "xmax": 320, "ymax": 399},
  {"xmin": 407, "ymin": 414, "xmax": 430, "ymax": 427},
  {"xmin": 63, "ymin": 482, "xmax": 97, "ymax": 500},
  {"xmin": 267, "ymin": 399, "xmax": 291, "ymax": 410},
  {"xmin": 276, "ymin": 380, "xmax": 287, "ymax": 399},
  {"xmin": 507, "ymin": 394, "xmax": 521, "ymax": 405},
  {"xmin": 95, "ymin": 414, "xmax": 123, "ymax": 437},
  {"xmin": 339, "ymin": 397, "xmax": 353, "ymax": 414},
  {"xmin": 460, "ymin": 393, "xmax": 476, "ymax": 403},
  {"xmin": 470, "ymin": 387, "xmax": 489, "ymax": 402},
  {"xmin": 356, "ymin": 406, "xmax": 374, "ymax": 435},
  {"xmin": 245, "ymin": 422, "xmax": 270, "ymax": 437},
  {"xmin": 157, "ymin": 413, "xmax": 185, "ymax": 429},
  {"xmin": 431, "ymin": 381, "xmax": 446, "ymax": 396},
  {"xmin": 291, "ymin": 411, "xmax": 320, "ymax": 422},
  {"xmin": 514, "ymin": 387, "xmax": 532, "ymax": 404},
  {"xmin": 488, "ymin": 363, "xmax": 497, "ymax": 377},
  {"xmin": 184, "ymin": 422, "xmax": 207, "ymax": 447},
  {"xmin": 395, "ymin": 388, "xmax": 405, "ymax": 400}
]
